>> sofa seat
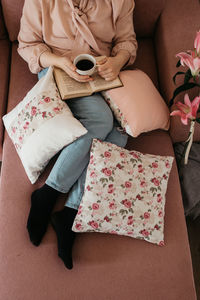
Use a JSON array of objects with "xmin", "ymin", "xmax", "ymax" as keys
[{"xmin": 0, "ymin": 128, "xmax": 196, "ymax": 300}]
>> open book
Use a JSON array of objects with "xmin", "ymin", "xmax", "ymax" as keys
[{"xmin": 53, "ymin": 61, "xmax": 123, "ymax": 100}]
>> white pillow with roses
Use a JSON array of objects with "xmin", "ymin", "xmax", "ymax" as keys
[
  {"xmin": 72, "ymin": 139, "xmax": 174, "ymax": 246},
  {"xmin": 3, "ymin": 67, "xmax": 87, "ymax": 183}
]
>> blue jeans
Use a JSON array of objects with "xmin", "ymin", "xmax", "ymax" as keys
[{"xmin": 38, "ymin": 68, "xmax": 128, "ymax": 209}]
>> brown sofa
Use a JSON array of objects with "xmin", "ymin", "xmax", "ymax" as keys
[{"xmin": 0, "ymin": 0, "xmax": 199, "ymax": 299}]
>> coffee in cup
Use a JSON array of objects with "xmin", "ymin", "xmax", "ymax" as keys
[{"xmin": 73, "ymin": 54, "xmax": 96, "ymax": 76}]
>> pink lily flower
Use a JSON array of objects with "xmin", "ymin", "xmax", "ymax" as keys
[
  {"xmin": 194, "ymin": 30, "xmax": 200, "ymax": 56},
  {"xmin": 176, "ymin": 52, "xmax": 200, "ymax": 76},
  {"xmin": 170, "ymin": 94, "xmax": 200, "ymax": 125}
]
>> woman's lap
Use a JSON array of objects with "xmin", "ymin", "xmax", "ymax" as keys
[{"xmin": 39, "ymin": 68, "xmax": 127, "ymax": 207}]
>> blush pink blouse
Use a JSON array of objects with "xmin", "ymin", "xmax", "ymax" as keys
[{"xmin": 17, "ymin": 0, "xmax": 138, "ymax": 74}]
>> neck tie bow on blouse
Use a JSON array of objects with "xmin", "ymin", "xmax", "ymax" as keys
[{"xmin": 67, "ymin": 0, "xmax": 101, "ymax": 54}]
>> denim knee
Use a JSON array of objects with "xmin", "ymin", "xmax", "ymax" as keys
[{"xmin": 89, "ymin": 106, "xmax": 114, "ymax": 140}]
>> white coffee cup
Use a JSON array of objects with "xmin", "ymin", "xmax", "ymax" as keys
[{"xmin": 73, "ymin": 54, "xmax": 96, "ymax": 76}]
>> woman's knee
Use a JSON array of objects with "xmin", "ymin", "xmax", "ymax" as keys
[
  {"xmin": 75, "ymin": 93, "xmax": 114, "ymax": 139},
  {"xmin": 90, "ymin": 101, "xmax": 113, "ymax": 139}
]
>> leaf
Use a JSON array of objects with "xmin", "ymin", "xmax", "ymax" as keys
[
  {"xmin": 173, "ymin": 71, "xmax": 185, "ymax": 84},
  {"xmin": 196, "ymin": 118, "xmax": 200, "ymax": 124},
  {"xmin": 109, "ymin": 176, "xmax": 114, "ymax": 182},
  {"xmin": 184, "ymin": 69, "xmax": 192, "ymax": 84},
  {"xmin": 169, "ymin": 82, "xmax": 200, "ymax": 107},
  {"xmin": 176, "ymin": 60, "xmax": 181, "ymax": 68},
  {"xmin": 130, "ymin": 158, "xmax": 136, "ymax": 163}
]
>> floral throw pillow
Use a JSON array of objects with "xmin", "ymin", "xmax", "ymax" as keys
[
  {"xmin": 72, "ymin": 139, "xmax": 174, "ymax": 246},
  {"xmin": 3, "ymin": 67, "xmax": 87, "ymax": 183}
]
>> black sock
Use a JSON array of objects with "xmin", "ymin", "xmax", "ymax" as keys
[
  {"xmin": 27, "ymin": 184, "xmax": 60, "ymax": 246},
  {"xmin": 51, "ymin": 207, "xmax": 77, "ymax": 269}
]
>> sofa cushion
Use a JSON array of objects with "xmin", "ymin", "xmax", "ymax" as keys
[
  {"xmin": 102, "ymin": 69, "xmax": 169, "ymax": 137},
  {"xmin": 0, "ymin": 129, "xmax": 196, "ymax": 300},
  {"xmin": 72, "ymin": 139, "xmax": 173, "ymax": 246},
  {"xmin": 1, "ymin": 0, "xmax": 165, "ymax": 42},
  {"xmin": 131, "ymin": 38, "xmax": 159, "ymax": 88},
  {"xmin": 3, "ymin": 66, "xmax": 87, "ymax": 183},
  {"xmin": 1, "ymin": 0, "xmax": 24, "ymax": 42},
  {"xmin": 134, "ymin": 0, "xmax": 165, "ymax": 37}
]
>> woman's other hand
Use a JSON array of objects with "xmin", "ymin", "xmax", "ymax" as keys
[
  {"xmin": 97, "ymin": 50, "xmax": 131, "ymax": 81},
  {"xmin": 97, "ymin": 57, "xmax": 121, "ymax": 81}
]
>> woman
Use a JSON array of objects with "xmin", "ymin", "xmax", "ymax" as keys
[{"xmin": 18, "ymin": 0, "xmax": 137, "ymax": 269}]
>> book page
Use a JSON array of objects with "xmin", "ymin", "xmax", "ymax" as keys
[
  {"xmin": 53, "ymin": 67, "xmax": 92, "ymax": 99},
  {"xmin": 90, "ymin": 72, "xmax": 123, "ymax": 92}
]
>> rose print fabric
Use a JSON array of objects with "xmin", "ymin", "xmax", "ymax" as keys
[
  {"xmin": 3, "ymin": 67, "xmax": 87, "ymax": 183},
  {"xmin": 72, "ymin": 139, "xmax": 174, "ymax": 246},
  {"xmin": 9, "ymin": 90, "xmax": 66, "ymax": 151}
]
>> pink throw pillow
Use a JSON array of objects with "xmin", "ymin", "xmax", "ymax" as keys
[{"xmin": 102, "ymin": 70, "xmax": 170, "ymax": 137}]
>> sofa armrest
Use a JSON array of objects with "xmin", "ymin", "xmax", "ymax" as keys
[
  {"xmin": 0, "ymin": 2, "xmax": 11, "ymax": 160},
  {"xmin": 0, "ymin": 2, "xmax": 7, "ymax": 40},
  {"xmin": 0, "ymin": 39, "xmax": 11, "ymax": 160},
  {"xmin": 155, "ymin": 0, "xmax": 200, "ymax": 143}
]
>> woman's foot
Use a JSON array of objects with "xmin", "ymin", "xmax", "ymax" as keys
[
  {"xmin": 27, "ymin": 184, "xmax": 59, "ymax": 246},
  {"xmin": 51, "ymin": 207, "xmax": 77, "ymax": 269}
]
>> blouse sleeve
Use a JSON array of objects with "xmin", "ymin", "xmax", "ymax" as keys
[
  {"xmin": 17, "ymin": 0, "xmax": 51, "ymax": 74},
  {"xmin": 111, "ymin": 0, "xmax": 138, "ymax": 67}
]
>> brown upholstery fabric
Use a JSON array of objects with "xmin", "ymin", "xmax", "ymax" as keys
[
  {"xmin": 155, "ymin": 0, "xmax": 200, "ymax": 142},
  {"xmin": 0, "ymin": 1, "xmax": 198, "ymax": 299},
  {"xmin": 1, "ymin": 0, "xmax": 24, "ymax": 42},
  {"xmin": 0, "ymin": 129, "xmax": 196, "ymax": 299},
  {"xmin": 1, "ymin": 0, "xmax": 165, "ymax": 42},
  {"xmin": 134, "ymin": 0, "xmax": 165, "ymax": 37},
  {"xmin": 133, "ymin": 38, "xmax": 159, "ymax": 88},
  {"xmin": 170, "ymin": 114, "xmax": 200, "ymax": 144},
  {"xmin": 0, "ymin": 2, "xmax": 10, "ymax": 160},
  {"xmin": 0, "ymin": 2, "xmax": 7, "ymax": 39},
  {"xmin": 0, "ymin": 39, "xmax": 10, "ymax": 160},
  {"xmin": 6, "ymin": 42, "xmax": 37, "ymax": 112}
]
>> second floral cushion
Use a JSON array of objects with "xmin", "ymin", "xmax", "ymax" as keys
[{"xmin": 72, "ymin": 139, "xmax": 174, "ymax": 246}]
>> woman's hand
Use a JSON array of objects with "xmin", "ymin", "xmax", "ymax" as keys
[
  {"xmin": 97, "ymin": 57, "xmax": 121, "ymax": 81},
  {"xmin": 97, "ymin": 50, "xmax": 131, "ymax": 81},
  {"xmin": 57, "ymin": 56, "xmax": 93, "ymax": 83},
  {"xmin": 39, "ymin": 51, "xmax": 93, "ymax": 82}
]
